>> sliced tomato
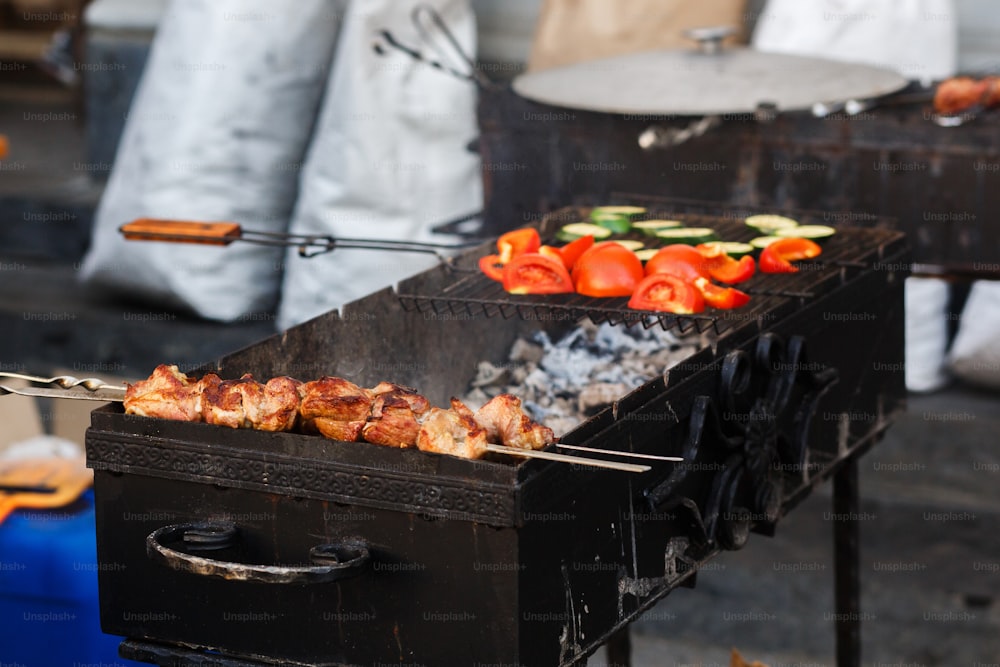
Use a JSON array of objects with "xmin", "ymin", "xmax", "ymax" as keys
[
  {"xmin": 502, "ymin": 253, "xmax": 574, "ymax": 294},
  {"xmin": 759, "ymin": 237, "xmax": 822, "ymax": 274},
  {"xmin": 497, "ymin": 228, "xmax": 541, "ymax": 264},
  {"xmin": 694, "ymin": 244, "xmax": 756, "ymax": 284},
  {"xmin": 478, "ymin": 254, "xmax": 506, "ymax": 282},
  {"xmin": 644, "ymin": 244, "xmax": 711, "ymax": 281},
  {"xmin": 692, "ymin": 277, "xmax": 750, "ymax": 309},
  {"xmin": 629, "ymin": 274, "xmax": 705, "ymax": 313},
  {"xmin": 572, "ymin": 241, "xmax": 645, "ymax": 297}
]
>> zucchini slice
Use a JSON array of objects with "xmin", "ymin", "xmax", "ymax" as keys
[
  {"xmin": 654, "ymin": 227, "xmax": 719, "ymax": 245},
  {"xmin": 557, "ymin": 222, "xmax": 613, "ymax": 242},
  {"xmin": 749, "ymin": 235, "xmax": 784, "ymax": 249},
  {"xmin": 635, "ymin": 248, "xmax": 659, "ymax": 262},
  {"xmin": 699, "ymin": 241, "xmax": 755, "ymax": 258},
  {"xmin": 775, "ymin": 224, "xmax": 836, "ymax": 240},
  {"xmin": 590, "ymin": 213, "xmax": 632, "ymax": 234},
  {"xmin": 632, "ymin": 219, "xmax": 684, "ymax": 236},
  {"xmin": 745, "ymin": 214, "xmax": 800, "ymax": 234},
  {"xmin": 610, "ymin": 239, "xmax": 645, "ymax": 251},
  {"xmin": 591, "ymin": 205, "xmax": 647, "ymax": 218}
]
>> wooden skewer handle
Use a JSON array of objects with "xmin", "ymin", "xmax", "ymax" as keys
[{"xmin": 120, "ymin": 218, "xmax": 243, "ymax": 246}]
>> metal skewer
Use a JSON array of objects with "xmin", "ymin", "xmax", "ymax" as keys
[
  {"xmin": 555, "ymin": 443, "xmax": 682, "ymax": 462},
  {"xmin": 0, "ymin": 373, "xmax": 652, "ymax": 472},
  {"xmin": 486, "ymin": 445, "xmax": 649, "ymax": 473}
]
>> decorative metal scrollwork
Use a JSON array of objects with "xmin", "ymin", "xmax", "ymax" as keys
[{"xmin": 644, "ymin": 334, "xmax": 838, "ymax": 553}]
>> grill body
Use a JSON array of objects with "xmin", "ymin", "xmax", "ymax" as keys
[{"xmin": 87, "ymin": 209, "xmax": 909, "ymax": 666}]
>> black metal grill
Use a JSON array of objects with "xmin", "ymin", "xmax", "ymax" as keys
[{"xmin": 85, "ymin": 199, "xmax": 911, "ymax": 667}]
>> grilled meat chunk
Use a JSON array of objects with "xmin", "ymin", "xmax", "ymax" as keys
[
  {"xmin": 255, "ymin": 376, "xmax": 302, "ymax": 431},
  {"xmin": 298, "ymin": 377, "xmax": 373, "ymax": 441},
  {"xmin": 474, "ymin": 393, "xmax": 554, "ymax": 450},
  {"xmin": 417, "ymin": 398, "xmax": 488, "ymax": 459},
  {"xmin": 124, "ymin": 364, "xmax": 216, "ymax": 422},
  {"xmin": 362, "ymin": 384, "xmax": 430, "ymax": 448},
  {"xmin": 201, "ymin": 374, "xmax": 265, "ymax": 429}
]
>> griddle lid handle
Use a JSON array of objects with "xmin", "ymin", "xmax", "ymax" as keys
[{"xmin": 146, "ymin": 521, "xmax": 370, "ymax": 585}]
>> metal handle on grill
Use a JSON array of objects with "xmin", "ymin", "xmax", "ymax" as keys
[{"xmin": 147, "ymin": 522, "xmax": 370, "ymax": 584}]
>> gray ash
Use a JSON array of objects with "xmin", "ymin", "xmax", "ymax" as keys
[{"xmin": 461, "ymin": 321, "xmax": 703, "ymax": 436}]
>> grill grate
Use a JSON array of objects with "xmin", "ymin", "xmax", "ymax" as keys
[{"xmin": 397, "ymin": 202, "xmax": 907, "ymax": 334}]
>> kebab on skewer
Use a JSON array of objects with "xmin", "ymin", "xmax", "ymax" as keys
[{"xmin": 124, "ymin": 365, "xmax": 555, "ymax": 459}]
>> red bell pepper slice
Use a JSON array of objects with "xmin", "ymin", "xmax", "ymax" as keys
[
  {"xmin": 692, "ymin": 277, "xmax": 751, "ymax": 309},
  {"xmin": 628, "ymin": 274, "xmax": 705, "ymax": 313},
  {"xmin": 478, "ymin": 254, "xmax": 506, "ymax": 282},
  {"xmin": 694, "ymin": 244, "xmax": 756, "ymax": 284},
  {"xmin": 502, "ymin": 253, "xmax": 574, "ymax": 294},
  {"xmin": 759, "ymin": 238, "xmax": 822, "ymax": 274},
  {"xmin": 572, "ymin": 242, "xmax": 645, "ymax": 297},
  {"xmin": 539, "ymin": 234, "xmax": 595, "ymax": 272},
  {"xmin": 497, "ymin": 228, "xmax": 541, "ymax": 264}
]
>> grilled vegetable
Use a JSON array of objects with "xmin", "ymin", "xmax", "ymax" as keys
[
  {"xmin": 749, "ymin": 235, "xmax": 783, "ymax": 249},
  {"xmin": 502, "ymin": 253, "xmax": 575, "ymax": 294},
  {"xmin": 572, "ymin": 242, "xmax": 645, "ymax": 297},
  {"xmin": 697, "ymin": 241, "xmax": 754, "ymax": 257},
  {"xmin": 644, "ymin": 245, "xmax": 711, "ymax": 281},
  {"xmin": 610, "ymin": 239, "xmax": 645, "ymax": 251},
  {"xmin": 557, "ymin": 222, "xmax": 613, "ymax": 242},
  {"xmin": 692, "ymin": 278, "xmax": 750, "ymax": 309},
  {"xmin": 590, "ymin": 212, "xmax": 632, "ymax": 234},
  {"xmin": 539, "ymin": 234, "xmax": 595, "ymax": 271},
  {"xmin": 695, "ymin": 243, "xmax": 755, "ymax": 284},
  {"xmin": 759, "ymin": 237, "xmax": 822, "ymax": 273},
  {"xmin": 628, "ymin": 274, "xmax": 705, "ymax": 313},
  {"xmin": 744, "ymin": 214, "xmax": 800, "ymax": 234},
  {"xmin": 497, "ymin": 228, "xmax": 541, "ymax": 263},
  {"xmin": 653, "ymin": 227, "xmax": 719, "ymax": 245},
  {"xmin": 632, "ymin": 219, "xmax": 683, "ymax": 236},
  {"xmin": 590, "ymin": 205, "xmax": 647, "ymax": 218},
  {"xmin": 775, "ymin": 224, "xmax": 836, "ymax": 241}
]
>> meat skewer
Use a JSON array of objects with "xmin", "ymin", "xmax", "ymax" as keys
[{"xmin": 3, "ymin": 368, "xmax": 660, "ymax": 471}]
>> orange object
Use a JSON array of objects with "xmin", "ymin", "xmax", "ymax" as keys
[
  {"xmin": 628, "ymin": 274, "xmax": 705, "ymax": 313},
  {"xmin": 120, "ymin": 218, "xmax": 242, "ymax": 246},
  {"xmin": 692, "ymin": 277, "xmax": 750, "ymax": 309},
  {"xmin": 644, "ymin": 244, "xmax": 712, "ymax": 281},
  {"xmin": 571, "ymin": 241, "xmax": 644, "ymax": 297},
  {"xmin": 0, "ymin": 458, "xmax": 93, "ymax": 525},
  {"xmin": 502, "ymin": 253, "xmax": 574, "ymax": 294},
  {"xmin": 759, "ymin": 237, "xmax": 822, "ymax": 274},
  {"xmin": 496, "ymin": 228, "xmax": 541, "ymax": 263},
  {"xmin": 540, "ymin": 234, "xmax": 595, "ymax": 271},
  {"xmin": 695, "ymin": 243, "xmax": 756, "ymax": 284},
  {"xmin": 0, "ymin": 134, "xmax": 8, "ymax": 159},
  {"xmin": 479, "ymin": 254, "xmax": 506, "ymax": 282}
]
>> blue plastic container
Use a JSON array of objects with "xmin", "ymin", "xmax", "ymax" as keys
[{"xmin": 0, "ymin": 489, "xmax": 141, "ymax": 666}]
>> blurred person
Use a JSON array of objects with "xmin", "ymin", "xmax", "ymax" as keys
[{"xmin": 79, "ymin": 0, "xmax": 480, "ymax": 329}]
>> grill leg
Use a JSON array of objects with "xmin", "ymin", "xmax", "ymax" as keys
[
  {"xmin": 606, "ymin": 626, "xmax": 631, "ymax": 667},
  {"xmin": 833, "ymin": 457, "xmax": 861, "ymax": 667}
]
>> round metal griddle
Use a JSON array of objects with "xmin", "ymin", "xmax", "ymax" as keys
[{"xmin": 512, "ymin": 41, "xmax": 909, "ymax": 116}]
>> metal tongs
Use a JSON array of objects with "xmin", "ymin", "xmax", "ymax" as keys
[
  {"xmin": 372, "ymin": 4, "xmax": 496, "ymax": 91},
  {"xmin": 0, "ymin": 372, "xmax": 681, "ymax": 473},
  {"xmin": 118, "ymin": 219, "xmax": 481, "ymax": 259}
]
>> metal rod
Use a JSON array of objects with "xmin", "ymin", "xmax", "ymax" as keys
[
  {"xmin": 833, "ymin": 456, "xmax": 862, "ymax": 667},
  {"xmin": 485, "ymin": 445, "xmax": 650, "ymax": 473},
  {"xmin": 555, "ymin": 443, "xmax": 682, "ymax": 462}
]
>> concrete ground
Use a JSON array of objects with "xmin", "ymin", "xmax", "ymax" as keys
[{"xmin": 3, "ymin": 79, "xmax": 999, "ymax": 667}]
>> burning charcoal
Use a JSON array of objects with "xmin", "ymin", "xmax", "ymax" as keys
[
  {"xmin": 471, "ymin": 361, "xmax": 510, "ymax": 388},
  {"xmin": 508, "ymin": 338, "xmax": 544, "ymax": 365},
  {"xmin": 577, "ymin": 383, "xmax": 629, "ymax": 415}
]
